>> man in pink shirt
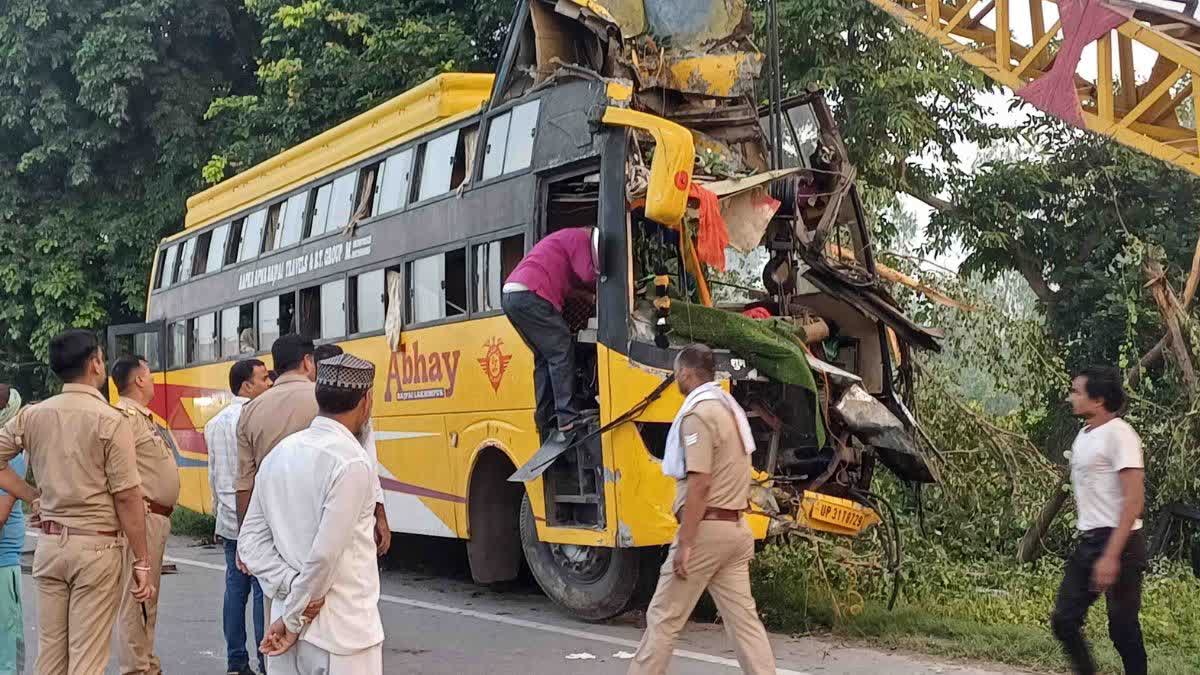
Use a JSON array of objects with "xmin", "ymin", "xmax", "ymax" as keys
[{"xmin": 501, "ymin": 227, "xmax": 598, "ymax": 440}]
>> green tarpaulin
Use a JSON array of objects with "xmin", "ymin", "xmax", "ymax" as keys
[{"xmin": 668, "ymin": 301, "xmax": 825, "ymax": 446}]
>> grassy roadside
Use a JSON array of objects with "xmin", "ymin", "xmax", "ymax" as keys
[
  {"xmin": 750, "ymin": 539, "xmax": 1200, "ymax": 674},
  {"xmin": 170, "ymin": 506, "xmax": 215, "ymax": 542}
]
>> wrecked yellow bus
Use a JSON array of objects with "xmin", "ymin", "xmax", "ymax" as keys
[{"xmin": 107, "ymin": 0, "xmax": 939, "ymax": 620}]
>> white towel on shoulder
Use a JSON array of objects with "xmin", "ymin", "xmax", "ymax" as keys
[{"xmin": 662, "ymin": 381, "xmax": 756, "ymax": 479}]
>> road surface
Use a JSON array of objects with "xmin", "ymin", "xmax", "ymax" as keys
[{"xmin": 18, "ymin": 533, "xmax": 1026, "ymax": 674}]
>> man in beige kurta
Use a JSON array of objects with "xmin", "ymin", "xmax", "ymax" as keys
[
  {"xmin": 112, "ymin": 354, "xmax": 180, "ymax": 675},
  {"xmin": 0, "ymin": 329, "xmax": 154, "ymax": 675},
  {"xmin": 628, "ymin": 343, "xmax": 776, "ymax": 675}
]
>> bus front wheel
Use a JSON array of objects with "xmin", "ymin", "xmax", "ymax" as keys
[{"xmin": 519, "ymin": 494, "xmax": 639, "ymax": 621}]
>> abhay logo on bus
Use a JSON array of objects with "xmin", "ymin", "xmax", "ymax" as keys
[{"xmin": 384, "ymin": 342, "xmax": 462, "ymax": 401}]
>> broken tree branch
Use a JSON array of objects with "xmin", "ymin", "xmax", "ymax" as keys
[
  {"xmin": 1017, "ymin": 476, "xmax": 1070, "ymax": 563},
  {"xmin": 1182, "ymin": 229, "xmax": 1200, "ymax": 310},
  {"xmin": 1126, "ymin": 232, "xmax": 1200, "ymax": 386},
  {"xmin": 1127, "ymin": 336, "xmax": 1168, "ymax": 389},
  {"xmin": 904, "ymin": 188, "xmax": 954, "ymax": 214},
  {"xmin": 1144, "ymin": 258, "xmax": 1197, "ymax": 392}
]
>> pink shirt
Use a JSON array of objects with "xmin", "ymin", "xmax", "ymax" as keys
[{"xmin": 506, "ymin": 228, "xmax": 597, "ymax": 311}]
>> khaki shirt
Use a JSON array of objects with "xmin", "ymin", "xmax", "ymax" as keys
[
  {"xmin": 235, "ymin": 372, "xmax": 318, "ymax": 492},
  {"xmin": 672, "ymin": 399, "xmax": 752, "ymax": 516},
  {"xmin": 0, "ymin": 384, "xmax": 141, "ymax": 531},
  {"xmin": 116, "ymin": 398, "xmax": 181, "ymax": 508}
]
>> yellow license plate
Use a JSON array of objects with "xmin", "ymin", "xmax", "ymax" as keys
[{"xmin": 810, "ymin": 500, "xmax": 866, "ymax": 531}]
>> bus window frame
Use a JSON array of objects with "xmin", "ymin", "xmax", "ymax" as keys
[
  {"xmin": 147, "ymin": 112, "xmax": 491, "ymax": 300},
  {"xmin": 399, "ymin": 241, "xmax": 473, "ymax": 331},
  {"xmin": 473, "ymin": 95, "xmax": 543, "ymax": 190},
  {"xmin": 346, "ymin": 266, "xmax": 389, "ymax": 339},
  {"xmin": 467, "ymin": 224, "xmax": 530, "ymax": 319}
]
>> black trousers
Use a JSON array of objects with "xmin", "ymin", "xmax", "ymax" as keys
[
  {"xmin": 1050, "ymin": 528, "xmax": 1147, "ymax": 675},
  {"xmin": 501, "ymin": 291, "xmax": 578, "ymax": 434}
]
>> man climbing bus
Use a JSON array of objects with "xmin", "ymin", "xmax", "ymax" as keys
[{"xmin": 501, "ymin": 226, "xmax": 599, "ymax": 442}]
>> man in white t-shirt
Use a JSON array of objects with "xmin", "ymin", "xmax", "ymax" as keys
[{"xmin": 1051, "ymin": 367, "xmax": 1146, "ymax": 675}]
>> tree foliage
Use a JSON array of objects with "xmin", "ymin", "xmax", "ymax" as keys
[
  {"xmin": 0, "ymin": 0, "xmax": 256, "ymax": 393},
  {"xmin": 202, "ymin": 0, "xmax": 513, "ymax": 181},
  {"xmin": 926, "ymin": 127, "xmax": 1200, "ymax": 370}
]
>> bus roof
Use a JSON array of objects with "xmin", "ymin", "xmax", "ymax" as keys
[{"xmin": 182, "ymin": 73, "xmax": 494, "ymax": 233}]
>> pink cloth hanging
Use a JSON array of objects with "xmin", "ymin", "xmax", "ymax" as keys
[{"xmin": 1016, "ymin": 0, "xmax": 1132, "ymax": 128}]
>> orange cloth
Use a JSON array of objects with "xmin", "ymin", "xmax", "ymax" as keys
[{"xmin": 689, "ymin": 183, "xmax": 729, "ymax": 272}]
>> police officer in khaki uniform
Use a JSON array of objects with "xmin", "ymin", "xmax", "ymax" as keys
[
  {"xmin": 628, "ymin": 344, "xmax": 776, "ymax": 675},
  {"xmin": 111, "ymin": 354, "xmax": 180, "ymax": 675},
  {"xmin": 235, "ymin": 334, "xmax": 319, "ymax": 528},
  {"xmin": 0, "ymin": 329, "xmax": 154, "ymax": 675}
]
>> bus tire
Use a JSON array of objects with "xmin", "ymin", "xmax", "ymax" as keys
[{"xmin": 519, "ymin": 493, "xmax": 639, "ymax": 621}]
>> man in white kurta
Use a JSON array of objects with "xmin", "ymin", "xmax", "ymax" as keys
[{"xmin": 238, "ymin": 353, "xmax": 384, "ymax": 674}]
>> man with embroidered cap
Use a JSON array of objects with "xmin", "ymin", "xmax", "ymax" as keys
[
  {"xmin": 238, "ymin": 353, "xmax": 385, "ymax": 674},
  {"xmin": 111, "ymin": 354, "xmax": 180, "ymax": 675},
  {"xmin": 313, "ymin": 343, "xmax": 391, "ymax": 557},
  {"xmin": 628, "ymin": 343, "xmax": 776, "ymax": 675},
  {"xmin": 0, "ymin": 328, "xmax": 154, "ymax": 675}
]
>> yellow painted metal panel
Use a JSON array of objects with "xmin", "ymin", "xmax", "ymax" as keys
[
  {"xmin": 662, "ymin": 52, "xmax": 764, "ymax": 98},
  {"xmin": 600, "ymin": 107, "xmax": 694, "ymax": 226},
  {"xmin": 599, "ymin": 345, "xmax": 678, "ymax": 547},
  {"xmin": 184, "ymin": 73, "xmax": 493, "ymax": 232}
]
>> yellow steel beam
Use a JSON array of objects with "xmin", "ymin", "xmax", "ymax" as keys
[
  {"xmin": 1098, "ymin": 33, "xmax": 1115, "ymax": 122},
  {"xmin": 866, "ymin": 0, "xmax": 1200, "ymax": 178},
  {"xmin": 1013, "ymin": 19, "xmax": 1062, "ymax": 78}
]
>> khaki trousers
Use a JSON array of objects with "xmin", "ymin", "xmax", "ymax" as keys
[
  {"xmin": 32, "ymin": 530, "xmax": 126, "ymax": 675},
  {"xmin": 117, "ymin": 512, "xmax": 171, "ymax": 675},
  {"xmin": 628, "ymin": 520, "xmax": 776, "ymax": 675}
]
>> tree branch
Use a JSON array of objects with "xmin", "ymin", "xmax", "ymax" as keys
[
  {"xmin": 1126, "ymin": 335, "xmax": 1167, "ymax": 389},
  {"xmin": 1127, "ymin": 229, "xmax": 1200, "ymax": 386},
  {"xmin": 1012, "ymin": 245, "xmax": 1058, "ymax": 306},
  {"xmin": 1073, "ymin": 227, "xmax": 1103, "ymax": 265},
  {"xmin": 1144, "ymin": 259, "xmax": 1197, "ymax": 392},
  {"xmin": 902, "ymin": 186, "xmax": 954, "ymax": 213}
]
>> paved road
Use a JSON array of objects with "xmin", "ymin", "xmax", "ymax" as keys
[{"xmin": 18, "ymin": 533, "xmax": 1026, "ymax": 674}]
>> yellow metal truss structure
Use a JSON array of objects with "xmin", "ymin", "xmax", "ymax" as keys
[{"xmin": 866, "ymin": 0, "xmax": 1200, "ymax": 176}]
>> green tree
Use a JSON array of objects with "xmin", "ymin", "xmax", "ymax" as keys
[
  {"xmin": 0, "ymin": 0, "xmax": 256, "ymax": 395},
  {"xmin": 203, "ymin": 0, "xmax": 513, "ymax": 181},
  {"xmin": 925, "ymin": 128, "xmax": 1200, "ymax": 371}
]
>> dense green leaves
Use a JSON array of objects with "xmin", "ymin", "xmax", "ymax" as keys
[
  {"xmin": 202, "ymin": 0, "xmax": 513, "ymax": 181},
  {"xmin": 0, "ymin": 0, "xmax": 510, "ymax": 396},
  {"xmin": 0, "ymin": 0, "xmax": 256, "ymax": 394}
]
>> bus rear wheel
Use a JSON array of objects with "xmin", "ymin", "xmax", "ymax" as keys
[{"xmin": 519, "ymin": 494, "xmax": 639, "ymax": 621}]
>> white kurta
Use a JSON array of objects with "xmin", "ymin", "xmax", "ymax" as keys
[{"xmin": 238, "ymin": 416, "xmax": 384, "ymax": 664}]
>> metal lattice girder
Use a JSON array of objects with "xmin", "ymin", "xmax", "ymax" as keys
[{"xmin": 866, "ymin": 0, "xmax": 1200, "ymax": 176}]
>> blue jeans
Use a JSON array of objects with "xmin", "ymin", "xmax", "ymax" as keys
[{"xmin": 223, "ymin": 538, "xmax": 265, "ymax": 672}]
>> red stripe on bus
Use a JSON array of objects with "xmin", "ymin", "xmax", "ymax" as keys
[{"xmin": 379, "ymin": 477, "xmax": 466, "ymax": 504}]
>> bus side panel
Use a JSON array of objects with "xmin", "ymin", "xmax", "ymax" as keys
[
  {"xmin": 600, "ymin": 345, "xmax": 686, "ymax": 548},
  {"xmin": 153, "ymin": 360, "xmax": 245, "ymax": 516},
  {"xmin": 445, "ymin": 410, "xmax": 534, "ymax": 537},
  {"xmin": 372, "ymin": 413, "xmax": 459, "ymax": 538}
]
